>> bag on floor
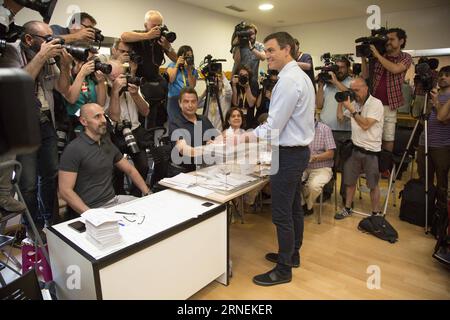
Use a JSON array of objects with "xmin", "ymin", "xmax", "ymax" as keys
[
  {"xmin": 358, "ymin": 216, "xmax": 398, "ymax": 244},
  {"xmin": 399, "ymin": 179, "xmax": 436, "ymax": 227}
]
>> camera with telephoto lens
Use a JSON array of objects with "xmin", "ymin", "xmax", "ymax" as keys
[
  {"xmin": 414, "ymin": 57, "xmax": 439, "ymax": 93},
  {"xmin": 129, "ymin": 51, "xmax": 143, "ymax": 65},
  {"xmin": 234, "ymin": 21, "xmax": 253, "ymax": 49},
  {"xmin": 93, "ymin": 58, "xmax": 112, "ymax": 74},
  {"xmin": 44, "ymin": 36, "xmax": 91, "ymax": 62},
  {"xmin": 355, "ymin": 27, "xmax": 388, "ymax": 58},
  {"xmin": 315, "ymin": 53, "xmax": 339, "ymax": 83},
  {"xmin": 335, "ymin": 90, "xmax": 356, "ymax": 103},
  {"xmin": 159, "ymin": 25, "xmax": 176, "ymax": 43},
  {"xmin": 117, "ymin": 120, "xmax": 140, "ymax": 154}
]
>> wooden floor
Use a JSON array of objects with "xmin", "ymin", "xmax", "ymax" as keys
[
  {"xmin": 191, "ymin": 176, "xmax": 450, "ymax": 300},
  {"xmin": 1, "ymin": 174, "xmax": 449, "ymax": 300}
]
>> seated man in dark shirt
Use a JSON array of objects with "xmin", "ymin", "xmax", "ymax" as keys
[
  {"xmin": 168, "ymin": 87, "xmax": 220, "ymax": 176},
  {"xmin": 59, "ymin": 103, "xmax": 150, "ymax": 215}
]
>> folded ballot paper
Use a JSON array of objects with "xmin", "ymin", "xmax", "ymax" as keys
[{"xmin": 81, "ymin": 209, "xmax": 123, "ymax": 249}]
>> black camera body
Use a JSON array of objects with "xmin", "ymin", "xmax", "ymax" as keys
[
  {"xmin": 335, "ymin": 90, "xmax": 356, "ymax": 103},
  {"xmin": 261, "ymin": 70, "xmax": 279, "ymax": 93},
  {"xmin": 234, "ymin": 21, "xmax": 253, "ymax": 49},
  {"xmin": 355, "ymin": 28, "xmax": 388, "ymax": 58},
  {"xmin": 92, "ymin": 27, "xmax": 104, "ymax": 43},
  {"xmin": 93, "ymin": 58, "xmax": 112, "ymax": 74},
  {"xmin": 119, "ymin": 75, "xmax": 146, "ymax": 95},
  {"xmin": 129, "ymin": 51, "xmax": 143, "ymax": 65},
  {"xmin": 414, "ymin": 61, "xmax": 436, "ymax": 93},
  {"xmin": 159, "ymin": 25, "xmax": 176, "ymax": 43},
  {"xmin": 117, "ymin": 120, "xmax": 140, "ymax": 154},
  {"xmin": 238, "ymin": 74, "xmax": 249, "ymax": 86},
  {"xmin": 315, "ymin": 53, "xmax": 339, "ymax": 83}
]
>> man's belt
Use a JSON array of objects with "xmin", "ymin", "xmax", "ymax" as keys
[{"xmin": 353, "ymin": 145, "xmax": 380, "ymax": 156}]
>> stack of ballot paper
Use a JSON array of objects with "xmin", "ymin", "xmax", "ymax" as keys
[
  {"xmin": 81, "ymin": 209, "xmax": 123, "ymax": 249},
  {"xmin": 160, "ymin": 173, "xmax": 207, "ymax": 188}
]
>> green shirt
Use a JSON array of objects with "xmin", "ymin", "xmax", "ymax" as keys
[{"xmin": 65, "ymin": 76, "xmax": 98, "ymax": 116}]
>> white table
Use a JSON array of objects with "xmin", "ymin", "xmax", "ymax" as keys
[{"xmin": 47, "ymin": 190, "xmax": 228, "ymax": 300}]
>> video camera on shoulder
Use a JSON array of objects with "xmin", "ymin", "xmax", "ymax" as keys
[
  {"xmin": 355, "ymin": 27, "xmax": 388, "ymax": 58},
  {"xmin": 315, "ymin": 53, "xmax": 339, "ymax": 83},
  {"xmin": 234, "ymin": 21, "xmax": 253, "ymax": 49}
]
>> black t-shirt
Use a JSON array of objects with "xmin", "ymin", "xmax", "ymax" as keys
[
  {"xmin": 169, "ymin": 114, "xmax": 219, "ymax": 171},
  {"xmin": 131, "ymin": 33, "xmax": 165, "ymax": 81},
  {"xmin": 59, "ymin": 132, "xmax": 123, "ymax": 208}
]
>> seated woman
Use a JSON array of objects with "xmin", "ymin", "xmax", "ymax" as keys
[{"xmin": 166, "ymin": 45, "xmax": 199, "ymax": 122}]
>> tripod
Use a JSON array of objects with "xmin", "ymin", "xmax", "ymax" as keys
[
  {"xmin": 382, "ymin": 91, "xmax": 432, "ymax": 233},
  {"xmin": 202, "ymin": 77, "xmax": 225, "ymax": 129},
  {"xmin": 0, "ymin": 160, "xmax": 50, "ymax": 285}
]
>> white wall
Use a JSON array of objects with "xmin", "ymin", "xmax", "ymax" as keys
[
  {"xmin": 277, "ymin": 5, "xmax": 450, "ymax": 70},
  {"xmin": 14, "ymin": 0, "xmax": 273, "ymax": 72}
]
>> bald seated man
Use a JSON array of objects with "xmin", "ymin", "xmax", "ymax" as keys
[{"xmin": 59, "ymin": 103, "xmax": 150, "ymax": 215}]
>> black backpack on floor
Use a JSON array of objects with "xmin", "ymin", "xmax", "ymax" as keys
[
  {"xmin": 399, "ymin": 179, "xmax": 436, "ymax": 227},
  {"xmin": 358, "ymin": 216, "xmax": 398, "ymax": 243}
]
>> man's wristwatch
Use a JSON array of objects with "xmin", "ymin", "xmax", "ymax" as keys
[{"xmin": 352, "ymin": 111, "xmax": 359, "ymax": 118}]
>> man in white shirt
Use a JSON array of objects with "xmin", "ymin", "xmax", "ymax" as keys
[
  {"xmin": 241, "ymin": 32, "xmax": 315, "ymax": 286},
  {"xmin": 335, "ymin": 78, "xmax": 384, "ymax": 219},
  {"xmin": 105, "ymin": 60, "xmax": 150, "ymax": 197}
]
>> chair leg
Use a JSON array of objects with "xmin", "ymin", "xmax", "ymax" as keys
[{"xmin": 318, "ymin": 192, "xmax": 323, "ymax": 224}]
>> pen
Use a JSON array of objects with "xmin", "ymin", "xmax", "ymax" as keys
[{"xmin": 115, "ymin": 211, "xmax": 137, "ymax": 216}]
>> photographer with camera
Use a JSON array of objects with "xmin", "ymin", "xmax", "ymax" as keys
[
  {"xmin": 335, "ymin": 78, "xmax": 384, "ymax": 220},
  {"xmin": 316, "ymin": 56, "xmax": 352, "ymax": 202},
  {"xmin": 63, "ymin": 44, "xmax": 107, "ymax": 139},
  {"xmin": 294, "ymin": 38, "xmax": 315, "ymax": 89},
  {"xmin": 110, "ymin": 38, "xmax": 143, "ymax": 66},
  {"xmin": 361, "ymin": 28, "xmax": 412, "ymax": 155},
  {"xmin": 121, "ymin": 10, "xmax": 177, "ymax": 128},
  {"xmin": 50, "ymin": 12, "xmax": 100, "ymax": 45},
  {"xmin": 0, "ymin": 20, "xmax": 72, "ymax": 234},
  {"xmin": 416, "ymin": 66, "xmax": 450, "ymax": 220},
  {"xmin": 166, "ymin": 45, "xmax": 198, "ymax": 122},
  {"xmin": 232, "ymin": 65, "xmax": 258, "ymax": 129},
  {"xmin": 231, "ymin": 22, "xmax": 265, "ymax": 91},
  {"xmin": 105, "ymin": 59, "xmax": 150, "ymax": 197},
  {"xmin": 255, "ymin": 69, "xmax": 278, "ymax": 119}
]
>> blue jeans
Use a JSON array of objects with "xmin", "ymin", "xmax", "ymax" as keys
[
  {"xmin": 17, "ymin": 121, "xmax": 58, "ymax": 228},
  {"xmin": 270, "ymin": 146, "xmax": 310, "ymax": 267},
  {"xmin": 167, "ymin": 96, "xmax": 181, "ymax": 123}
]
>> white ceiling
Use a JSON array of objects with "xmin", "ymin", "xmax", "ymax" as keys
[{"xmin": 175, "ymin": 0, "xmax": 450, "ymax": 27}]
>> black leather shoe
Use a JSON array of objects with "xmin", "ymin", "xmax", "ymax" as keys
[
  {"xmin": 265, "ymin": 252, "xmax": 300, "ymax": 268},
  {"xmin": 253, "ymin": 268, "xmax": 292, "ymax": 286}
]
